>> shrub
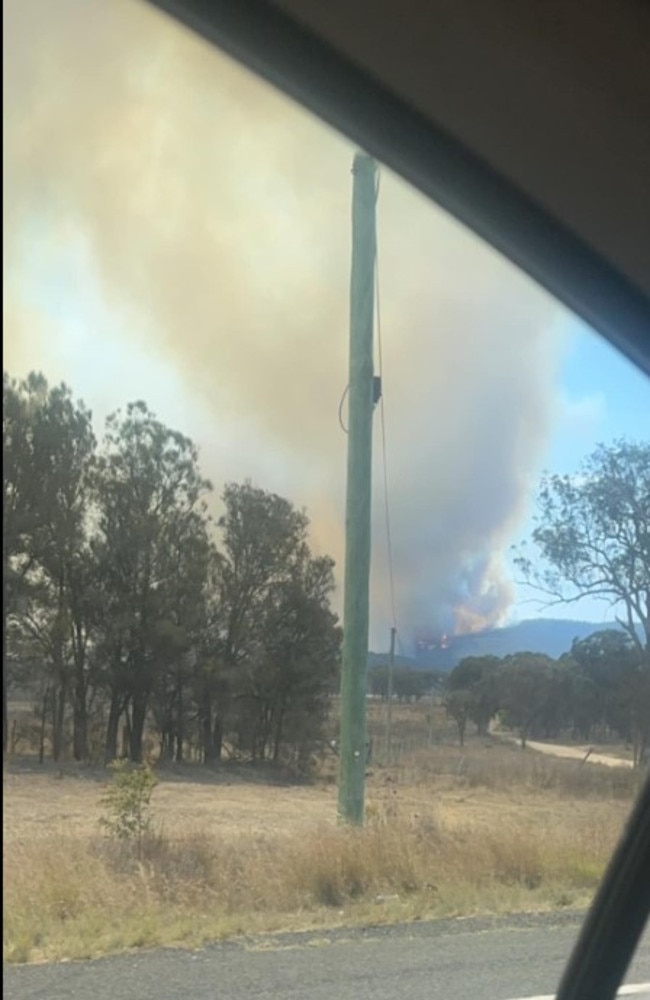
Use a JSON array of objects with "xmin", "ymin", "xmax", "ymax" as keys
[{"xmin": 99, "ymin": 759, "xmax": 158, "ymax": 856}]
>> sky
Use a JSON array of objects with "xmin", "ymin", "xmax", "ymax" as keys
[
  {"xmin": 4, "ymin": 0, "xmax": 650, "ymax": 649},
  {"xmin": 507, "ymin": 318, "xmax": 650, "ymax": 628}
]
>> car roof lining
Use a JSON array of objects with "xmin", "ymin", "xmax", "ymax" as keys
[
  {"xmin": 271, "ymin": 0, "xmax": 650, "ymax": 303},
  {"xmin": 148, "ymin": 0, "xmax": 650, "ymax": 378}
]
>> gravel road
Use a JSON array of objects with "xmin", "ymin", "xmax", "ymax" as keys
[
  {"xmin": 4, "ymin": 911, "xmax": 650, "ymax": 1000},
  {"xmin": 496, "ymin": 734, "xmax": 635, "ymax": 769},
  {"xmin": 521, "ymin": 739, "xmax": 635, "ymax": 769}
]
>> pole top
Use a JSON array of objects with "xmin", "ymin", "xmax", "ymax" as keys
[{"xmin": 352, "ymin": 151, "xmax": 377, "ymax": 175}]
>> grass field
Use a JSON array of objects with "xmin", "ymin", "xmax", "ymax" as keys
[{"xmin": 3, "ymin": 702, "xmax": 644, "ymax": 965}]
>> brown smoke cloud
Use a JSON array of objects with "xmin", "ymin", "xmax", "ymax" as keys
[{"xmin": 4, "ymin": 0, "xmax": 562, "ymax": 648}]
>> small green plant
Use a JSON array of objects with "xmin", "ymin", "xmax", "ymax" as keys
[{"xmin": 99, "ymin": 759, "xmax": 158, "ymax": 855}]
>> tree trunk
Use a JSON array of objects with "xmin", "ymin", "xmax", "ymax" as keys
[
  {"xmin": 72, "ymin": 682, "xmax": 88, "ymax": 762},
  {"xmin": 201, "ymin": 711, "xmax": 216, "ymax": 763},
  {"xmin": 104, "ymin": 692, "xmax": 122, "ymax": 764},
  {"xmin": 129, "ymin": 693, "xmax": 147, "ymax": 763},
  {"xmin": 198, "ymin": 688, "xmax": 220, "ymax": 763},
  {"xmin": 2, "ymin": 566, "xmax": 13, "ymax": 758},
  {"xmin": 71, "ymin": 621, "xmax": 89, "ymax": 761},
  {"xmin": 199, "ymin": 703, "xmax": 224, "ymax": 763},
  {"xmin": 2, "ymin": 660, "xmax": 7, "ymax": 758},
  {"xmin": 175, "ymin": 683, "xmax": 184, "ymax": 763},
  {"xmin": 257, "ymin": 703, "xmax": 274, "ymax": 761},
  {"xmin": 52, "ymin": 681, "xmax": 67, "ymax": 762},
  {"xmin": 212, "ymin": 715, "xmax": 223, "ymax": 760},
  {"xmin": 272, "ymin": 706, "xmax": 285, "ymax": 762},
  {"xmin": 159, "ymin": 728, "xmax": 173, "ymax": 761},
  {"xmin": 2, "ymin": 607, "xmax": 7, "ymax": 757},
  {"xmin": 39, "ymin": 687, "xmax": 50, "ymax": 764}
]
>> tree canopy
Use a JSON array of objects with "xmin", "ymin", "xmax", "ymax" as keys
[
  {"xmin": 3, "ymin": 372, "xmax": 341, "ymax": 770},
  {"xmin": 515, "ymin": 440, "xmax": 649, "ymax": 654},
  {"xmin": 444, "ymin": 639, "xmax": 648, "ymax": 761}
]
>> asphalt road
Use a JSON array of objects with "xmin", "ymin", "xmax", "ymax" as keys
[{"xmin": 4, "ymin": 911, "xmax": 650, "ymax": 1000}]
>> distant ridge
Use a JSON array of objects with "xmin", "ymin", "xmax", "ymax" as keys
[{"xmin": 368, "ymin": 618, "xmax": 639, "ymax": 671}]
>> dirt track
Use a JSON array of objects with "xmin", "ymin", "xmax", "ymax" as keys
[{"xmin": 507, "ymin": 737, "xmax": 635, "ymax": 769}]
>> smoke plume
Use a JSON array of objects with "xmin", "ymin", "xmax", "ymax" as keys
[{"xmin": 4, "ymin": 0, "xmax": 561, "ymax": 648}]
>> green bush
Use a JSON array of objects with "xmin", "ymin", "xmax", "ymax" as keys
[{"xmin": 99, "ymin": 759, "xmax": 158, "ymax": 855}]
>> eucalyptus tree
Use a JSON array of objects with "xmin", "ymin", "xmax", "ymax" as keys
[
  {"xmin": 92, "ymin": 402, "xmax": 212, "ymax": 763},
  {"xmin": 3, "ymin": 372, "xmax": 95, "ymax": 758}
]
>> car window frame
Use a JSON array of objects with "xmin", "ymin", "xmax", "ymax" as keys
[{"xmin": 145, "ymin": 2, "xmax": 650, "ymax": 996}]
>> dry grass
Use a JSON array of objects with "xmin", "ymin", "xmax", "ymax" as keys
[
  {"xmin": 393, "ymin": 740, "xmax": 641, "ymax": 798},
  {"xmin": 4, "ymin": 798, "xmax": 618, "ymax": 965},
  {"xmin": 4, "ymin": 733, "xmax": 641, "ymax": 966}
]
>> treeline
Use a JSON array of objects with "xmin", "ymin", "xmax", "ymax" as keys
[
  {"xmin": 3, "ymin": 372, "xmax": 341, "ymax": 768},
  {"xmin": 367, "ymin": 665, "xmax": 444, "ymax": 702},
  {"xmin": 443, "ymin": 635, "xmax": 650, "ymax": 764}
]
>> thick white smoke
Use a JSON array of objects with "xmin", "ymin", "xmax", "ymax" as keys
[{"xmin": 4, "ymin": 0, "xmax": 561, "ymax": 648}]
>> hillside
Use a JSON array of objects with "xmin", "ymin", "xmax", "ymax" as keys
[{"xmin": 369, "ymin": 618, "xmax": 633, "ymax": 671}]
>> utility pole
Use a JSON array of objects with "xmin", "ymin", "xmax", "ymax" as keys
[
  {"xmin": 338, "ymin": 151, "xmax": 378, "ymax": 825},
  {"xmin": 385, "ymin": 625, "xmax": 397, "ymax": 763}
]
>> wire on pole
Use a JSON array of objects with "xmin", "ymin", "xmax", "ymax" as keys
[{"xmin": 338, "ymin": 383, "xmax": 350, "ymax": 434}]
